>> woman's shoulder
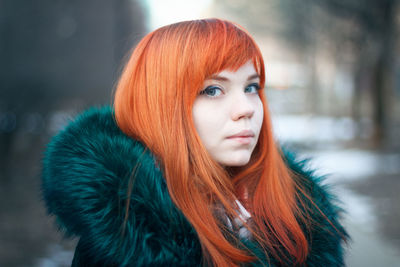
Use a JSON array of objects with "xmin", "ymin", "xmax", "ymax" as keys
[
  {"xmin": 281, "ymin": 147, "xmax": 344, "ymax": 221},
  {"xmin": 42, "ymin": 106, "xmax": 158, "ymax": 234},
  {"xmin": 42, "ymin": 106, "xmax": 201, "ymax": 266},
  {"xmin": 281, "ymin": 147, "xmax": 348, "ymax": 266}
]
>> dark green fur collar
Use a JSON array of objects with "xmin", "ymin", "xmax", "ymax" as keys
[{"xmin": 42, "ymin": 107, "xmax": 347, "ymax": 266}]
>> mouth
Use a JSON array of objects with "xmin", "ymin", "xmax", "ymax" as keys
[{"xmin": 226, "ymin": 130, "xmax": 255, "ymax": 144}]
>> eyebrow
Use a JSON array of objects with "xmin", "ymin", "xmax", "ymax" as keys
[{"xmin": 207, "ymin": 73, "xmax": 260, "ymax": 81}]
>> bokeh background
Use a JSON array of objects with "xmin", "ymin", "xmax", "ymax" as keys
[{"xmin": 1, "ymin": 0, "xmax": 399, "ymax": 266}]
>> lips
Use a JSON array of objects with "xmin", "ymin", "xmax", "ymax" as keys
[{"xmin": 226, "ymin": 130, "xmax": 255, "ymax": 144}]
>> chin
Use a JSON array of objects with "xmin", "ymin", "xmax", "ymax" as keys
[{"xmin": 218, "ymin": 153, "xmax": 252, "ymax": 167}]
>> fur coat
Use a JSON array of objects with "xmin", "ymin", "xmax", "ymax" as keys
[{"xmin": 42, "ymin": 106, "xmax": 348, "ymax": 266}]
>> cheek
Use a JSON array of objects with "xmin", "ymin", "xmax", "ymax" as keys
[
  {"xmin": 193, "ymin": 102, "xmax": 207, "ymax": 135},
  {"xmin": 192, "ymin": 100, "xmax": 229, "ymax": 164},
  {"xmin": 192, "ymin": 101, "xmax": 219, "ymax": 144}
]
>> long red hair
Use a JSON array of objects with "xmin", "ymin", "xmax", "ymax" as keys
[{"xmin": 114, "ymin": 19, "xmax": 310, "ymax": 266}]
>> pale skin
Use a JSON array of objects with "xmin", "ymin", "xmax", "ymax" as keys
[{"xmin": 192, "ymin": 60, "xmax": 264, "ymax": 167}]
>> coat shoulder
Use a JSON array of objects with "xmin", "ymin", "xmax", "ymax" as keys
[
  {"xmin": 282, "ymin": 148, "xmax": 349, "ymax": 267},
  {"xmin": 42, "ymin": 106, "xmax": 201, "ymax": 266}
]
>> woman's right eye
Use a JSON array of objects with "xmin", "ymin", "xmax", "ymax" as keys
[{"xmin": 199, "ymin": 86, "xmax": 223, "ymax": 97}]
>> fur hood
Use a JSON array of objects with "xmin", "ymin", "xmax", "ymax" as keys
[{"xmin": 42, "ymin": 106, "xmax": 347, "ymax": 266}]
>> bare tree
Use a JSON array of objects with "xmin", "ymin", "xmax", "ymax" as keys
[{"xmin": 312, "ymin": 0, "xmax": 399, "ymax": 145}]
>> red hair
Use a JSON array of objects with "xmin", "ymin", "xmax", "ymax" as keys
[{"xmin": 114, "ymin": 19, "xmax": 310, "ymax": 266}]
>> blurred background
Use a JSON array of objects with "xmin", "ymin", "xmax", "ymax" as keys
[{"xmin": 0, "ymin": 0, "xmax": 399, "ymax": 266}]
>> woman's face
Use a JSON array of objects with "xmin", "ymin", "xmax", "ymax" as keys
[{"xmin": 192, "ymin": 60, "xmax": 264, "ymax": 166}]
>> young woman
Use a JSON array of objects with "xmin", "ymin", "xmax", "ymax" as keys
[{"xmin": 42, "ymin": 19, "xmax": 347, "ymax": 266}]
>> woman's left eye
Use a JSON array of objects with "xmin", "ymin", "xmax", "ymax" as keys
[{"xmin": 244, "ymin": 83, "xmax": 260, "ymax": 94}]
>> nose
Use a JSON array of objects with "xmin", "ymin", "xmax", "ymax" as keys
[{"xmin": 230, "ymin": 93, "xmax": 255, "ymax": 121}]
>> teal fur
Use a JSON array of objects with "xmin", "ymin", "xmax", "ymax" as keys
[{"xmin": 42, "ymin": 107, "xmax": 347, "ymax": 266}]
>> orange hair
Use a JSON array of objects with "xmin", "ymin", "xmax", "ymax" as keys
[{"xmin": 114, "ymin": 19, "xmax": 310, "ymax": 266}]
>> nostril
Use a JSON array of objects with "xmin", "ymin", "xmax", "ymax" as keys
[{"xmin": 232, "ymin": 104, "xmax": 255, "ymax": 121}]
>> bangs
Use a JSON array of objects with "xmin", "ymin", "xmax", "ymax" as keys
[{"xmin": 199, "ymin": 19, "xmax": 265, "ymax": 84}]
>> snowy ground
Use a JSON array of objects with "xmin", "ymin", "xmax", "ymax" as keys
[{"xmin": 304, "ymin": 150, "xmax": 400, "ymax": 267}]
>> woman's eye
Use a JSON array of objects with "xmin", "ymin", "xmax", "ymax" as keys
[
  {"xmin": 245, "ymin": 83, "xmax": 260, "ymax": 94},
  {"xmin": 199, "ymin": 86, "xmax": 223, "ymax": 97}
]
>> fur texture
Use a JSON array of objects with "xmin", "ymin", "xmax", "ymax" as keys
[{"xmin": 42, "ymin": 107, "xmax": 347, "ymax": 266}]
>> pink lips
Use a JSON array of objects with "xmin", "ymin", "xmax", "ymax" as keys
[{"xmin": 226, "ymin": 130, "xmax": 255, "ymax": 144}]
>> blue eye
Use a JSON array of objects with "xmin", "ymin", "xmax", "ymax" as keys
[
  {"xmin": 199, "ymin": 86, "xmax": 223, "ymax": 97},
  {"xmin": 245, "ymin": 83, "xmax": 261, "ymax": 94}
]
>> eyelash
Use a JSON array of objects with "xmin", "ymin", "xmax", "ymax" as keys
[
  {"xmin": 199, "ymin": 86, "xmax": 222, "ymax": 97},
  {"xmin": 199, "ymin": 83, "xmax": 261, "ymax": 98},
  {"xmin": 245, "ymin": 83, "xmax": 261, "ymax": 93}
]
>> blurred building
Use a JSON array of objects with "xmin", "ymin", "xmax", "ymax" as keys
[{"xmin": 1, "ymin": 0, "xmax": 146, "ymax": 111}]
